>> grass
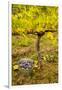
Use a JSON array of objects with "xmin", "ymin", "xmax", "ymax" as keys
[
  {"xmin": 12, "ymin": 34, "xmax": 58, "ymax": 85},
  {"xmin": 12, "ymin": 62, "xmax": 58, "ymax": 85}
]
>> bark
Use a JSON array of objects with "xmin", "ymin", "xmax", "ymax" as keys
[{"xmin": 36, "ymin": 34, "xmax": 42, "ymax": 67}]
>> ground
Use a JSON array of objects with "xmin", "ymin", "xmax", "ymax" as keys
[{"xmin": 12, "ymin": 34, "xmax": 58, "ymax": 85}]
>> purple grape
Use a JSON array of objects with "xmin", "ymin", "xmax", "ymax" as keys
[{"xmin": 19, "ymin": 58, "xmax": 34, "ymax": 69}]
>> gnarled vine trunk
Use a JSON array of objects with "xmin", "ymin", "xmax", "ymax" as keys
[
  {"xmin": 27, "ymin": 30, "xmax": 56, "ymax": 68},
  {"xmin": 36, "ymin": 35, "xmax": 42, "ymax": 67}
]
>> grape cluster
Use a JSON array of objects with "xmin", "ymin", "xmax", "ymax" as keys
[{"xmin": 19, "ymin": 58, "xmax": 34, "ymax": 69}]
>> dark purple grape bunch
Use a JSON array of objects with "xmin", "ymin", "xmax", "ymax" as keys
[{"xmin": 18, "ymin": 58, "xmax": 34, "ymax": 69}]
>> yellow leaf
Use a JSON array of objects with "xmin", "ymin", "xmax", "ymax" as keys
[
  {"xmin": 34, "ymin": 60, "xmax": 38, "ymax": 64},
  {"xmin": 43, "ymin": 56, "xmax": 46, "ymax": 61},
  {"xmin": 13, "ymin": 65, "xmax": 19, "ymax": 70},
  {"xmin": 47, "ymin": 32, "xmax": 53, "ymax": 40}
]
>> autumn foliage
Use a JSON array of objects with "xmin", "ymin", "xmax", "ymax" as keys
[{"xmin": 12, "ymin": 4, "xmax": 58, "ymax": 85}]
